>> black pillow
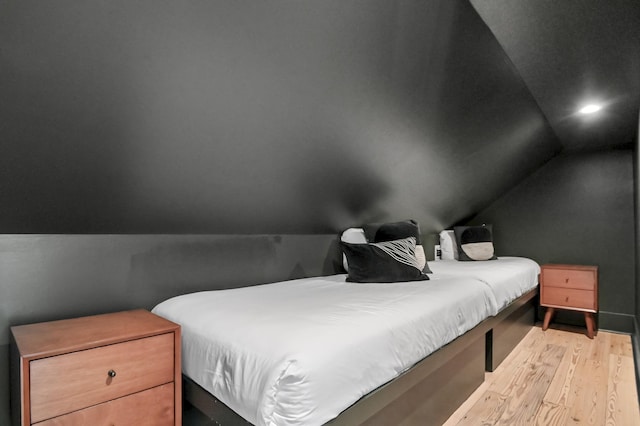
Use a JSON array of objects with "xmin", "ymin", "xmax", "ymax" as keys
[
  {"xmin": 454, "ymin": 225, "xmax": 497, "ymax": 261},
  {"xmin": 341, "ymin": 237, "xmax": 429, "ymax": 283},
  {"xmin": 363, "ymin": 219, "xmax": 421, "ymax": 244}
]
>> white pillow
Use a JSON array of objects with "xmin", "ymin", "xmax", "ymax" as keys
[
  {"xmin": 414, "ymin": 244, "xmax": 427, "ymax": 271},
  {"xmin": 439, "ymin": 230, "xmax": 459, "ymax": 260},
  {"xmin": 341, "ymin": 228, "xmax": 367, "ymax": 271}
]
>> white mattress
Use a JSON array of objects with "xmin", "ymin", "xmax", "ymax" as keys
[
  {"xmin": 153, "ymin": 274, "xmax": 496, "ymax": 426},
  {"xmin": 428, "ymin": 256, "xmax": 540, "ymax": 311}
]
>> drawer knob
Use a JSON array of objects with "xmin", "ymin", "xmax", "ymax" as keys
[{"xmin": 107, "ymin": 369, "xmax": 117, "ymax": 378}]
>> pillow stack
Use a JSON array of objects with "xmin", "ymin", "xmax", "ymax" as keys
[
  {"xmin": 340, "ymin": 220, "xmax": 430, "ymax": 283},
  {"xmin": 439, "ymin": 225, "xmax": 497, "ymax": 261},
  {"xmin": 454, "ymin": 225, "xmax": 497, "ymax": 261}
]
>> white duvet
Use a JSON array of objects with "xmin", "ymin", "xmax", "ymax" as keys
[
  {"xmin": 429, "ymin": 256, "xmax": 540, "ymax": 311},
  {"xmin": 153, "ymin": 274, "xmax": 496, "ymax": 426}
]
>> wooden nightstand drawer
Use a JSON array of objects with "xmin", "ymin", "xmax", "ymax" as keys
[
  {"xmin": 34, "ymin": 383, "xmax": 175, "ymax": 426},
  {"xmin": 541, "ymin": 268, "xmax": 596, "ymax": 291},
  {"xmin": 541, "ymin": 287, "xmax": 596, "ymax": 312},
  {"xmin": 30, "ymin": 333, "xmax": 174, "ymax": 423}
]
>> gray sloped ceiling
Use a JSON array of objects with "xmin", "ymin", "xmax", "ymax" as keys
[
  {"xmin": 471, "ymin": 0, "xmax": 640, "ymax": 152},
  {"xmin": 0, "ymin": 0, "xmax": 561, "ymax": 234}
]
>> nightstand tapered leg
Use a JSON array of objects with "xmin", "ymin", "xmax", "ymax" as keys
[
  {"xmin": 584, "ymin": 312, "xmax": 595, "ymax": 339},
  {"xmin": 542, "ymin": 307, "xmax": 555, "ymax": 331}
]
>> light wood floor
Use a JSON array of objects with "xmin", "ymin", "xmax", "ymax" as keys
[{"xmin": 443, "ymin": 325, "xmax": 640, "ymax": 425}]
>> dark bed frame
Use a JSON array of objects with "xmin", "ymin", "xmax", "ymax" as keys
[{"xmin": 183, "ymin": 288, "xmax": 538, "ymax": 426}]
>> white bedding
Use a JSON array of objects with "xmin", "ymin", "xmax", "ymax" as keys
[
  {"xmin": 153, "ymin": 274, "xmax": 496, "ymax": 426},
  {"xmin": 428, "ymin": 256, "xmax": 540, "ymax": 311}
]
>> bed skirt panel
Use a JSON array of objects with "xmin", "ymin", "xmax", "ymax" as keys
[{"xmin": 485, "ymin": 288, "xmax": 537, "ymax": 372}]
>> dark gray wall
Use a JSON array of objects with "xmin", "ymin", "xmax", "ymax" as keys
[
  {"xmin": 0, "ymin": 0, "xmax": 560, "ymax": 234},
  {"xmin": 470, "ymin": 149, "xmax": 636, "ymax": 331},
  {"xmin": 0, "ymin": 1, "xmax": 564, "ymax": 423}
]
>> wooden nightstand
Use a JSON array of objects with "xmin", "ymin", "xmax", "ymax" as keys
[
  {"xmin": 11, "ymin": 309, "xmax": 181, "ymax": 426},
  {"xmin": 540, "ymin": 264, "xmax": 598, "ymax": 339}
]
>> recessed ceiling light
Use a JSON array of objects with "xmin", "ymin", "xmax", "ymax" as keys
[{"xmin": 578, "ymin": 104, "xmax": 602, "ymax": 115}]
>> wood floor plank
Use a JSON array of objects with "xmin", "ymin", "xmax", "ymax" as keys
[
  {"xmin": 609, "ymin": 333, "xmax": 633, "ymax": 358},
  {"xmin": 565, "ymin": 336, "xmax": 610, "ymax": 425},
  {"xmin": 584, "ymin": 330, "xmax": 610, "ymax": 362},
  {"xmin": 543, "ymin": 337, "xmax": 584, "ymax": 406},
  {"xmin": 563, "ymin": 358, "xmax": 605, "ymax": 425},
  {"xmin": 487, "ymin": 348, "xmax": 536, "ymax": 395},
  {"xmin": 520, "ymin": 326, "xmax": 548, "ymax": 351},
  {"xmin": 544, "ymin": 328, "xmax": 576, "ymax": 347},
  {"xmin": 455, "ymin": 391, "xmax": 509, "ymax": 426},
  {"xmin": 490, "ymin": 344, "xmax": 565, "ymax": 424},
  {"xmin": 606, "ymin": 353, "xmax": 640, "ymax": 426},
  {"xmin": 534, "ymin": 401, "xmax": 569, "ymax": 426},
  {"xmin": 443, "ymin": 327, "xmax": 640, "ymax": 426}
]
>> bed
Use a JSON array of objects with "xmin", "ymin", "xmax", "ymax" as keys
[
  {"xmin": 153, "ymin": 274, "xmax": 497, "ymax": 426},
  {"xmin": 152, "ymin": 224, "xmax": 540, "ymax": 425}
]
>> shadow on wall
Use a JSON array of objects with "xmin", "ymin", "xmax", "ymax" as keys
[
  {"xmin": 125, "ymin": 234, "xmax": 344, "ymax": 310},
  {"xmin": 127, "ymin": 236, "xmax": 278, "ymax": 304},
  {"xmin": 290, "ymin": 130, "xmax": 393, "ymax": 232}
]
